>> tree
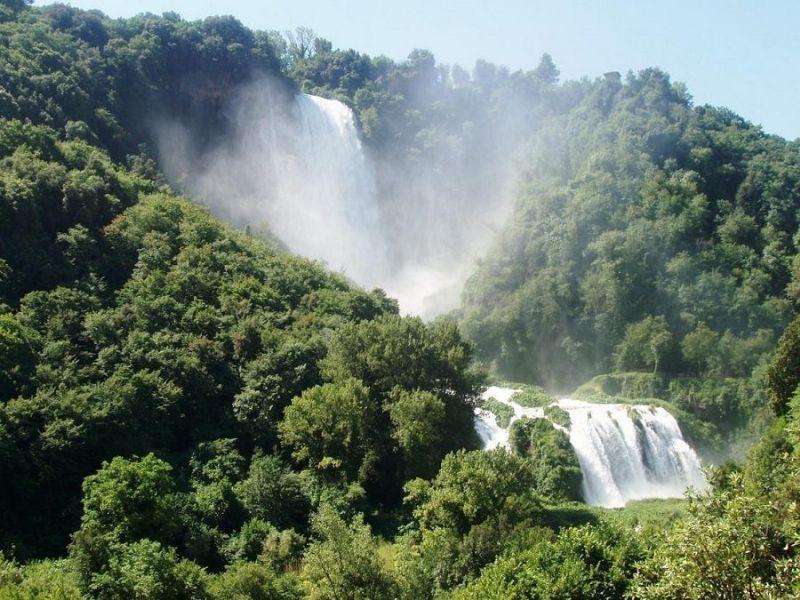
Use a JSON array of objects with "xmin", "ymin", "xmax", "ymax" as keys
[
  {"xmin": 681, "ymin": 322, "xmax": 720, "ymax": 374},
  {"xmin": 613, "ymin": 315, "xmax": 674, "ymax": 374},
  {"xmin": 0, "ymin": 314, "xmax": 38, "ymax": 400},
  {"xmin": 76, "ymin": 454, "xmax": 179, "ymax": 545},
  {"xmin": 279, "ymin": 379, "xmax": 380, "ymax": 483},
  {"xmin": 301, "ymin": 505, "xmax": 395, "ymax": 600},
  {"xmin": 766, "ymin": 315, "xmax": 800, "ymax": 415},
  {"xmin": 455, "ymin": 524, "xmax": 640, "ymax": 600},
  {"xmin": 632, "ymin": 476, "xmax": 796, "ymax": 599},
  {"xmin": 0, "ymin": 0, "xmax": 31, "ymax": 21},
  {"xmin": 234, "ymin": 455, "xmax": 311, "ymax": 531},
  {"xmin": 69, "ymin": 454, "xmax": 182, "ymax": 589},
  {"xmin": 533, "ymin": 53, "xmax": 559, "ymax": 85},
  {"xmin": 406, "ymin": 450, "xmax": 538, "ymax": 535},
  {"xmin": 387, "ymin": 388, "xmax": 447, "ymax": 480},
  {"xmin": 322, "ymin": 316, "xmax": 481, "ymax": 452},
  {"xmin": 508, "ymin": 417, "xmax": 582, "ymax": 501},
  {"xmin": 90, "ymin": 540, "xmax": 209, "ymax": 600},
  {"xmin": 285, "ymin": 27, "xmax": 317, "ymax": 62},
  {"xmin": 209, "ymin": 561, "xmax": 302, "ymax": 600}
]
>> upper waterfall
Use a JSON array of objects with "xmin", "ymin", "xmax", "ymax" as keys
[
  {"xmin": 276, "ymin": 94, "xmax": 388, "ymax": 285},
  {"xmin": 475, "ymin": 386, "xmax": 707, "ymax": 507},
  {"xmin": 157, "ymin": 79, "xmax": 518, "ymax": 316}
]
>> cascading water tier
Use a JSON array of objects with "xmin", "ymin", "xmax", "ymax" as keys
[{"xmin": 474, "ymin": 386, "xmax": 707, "ymax": 507}]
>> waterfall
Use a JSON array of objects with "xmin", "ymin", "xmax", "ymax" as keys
[
  {"xmin": 159, "ymin": 79, "xmax": 519, "ymax": 316},
  {"xmin": 167, "ymin": 89, "xmax": 388, "ymax": 287},
  {"xmin": 474, "ymin": 386, "xmax": 707, "ymax": 507},
  {"xmin": 271, "ymin": 94, "xmax": 387, "ymax": 285}
]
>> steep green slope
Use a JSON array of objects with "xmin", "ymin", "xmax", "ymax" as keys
[
  {"xmin": 0, "ymin": 5, "xmax": 485, "ymax": 578},
  {"xmin": 460, "ymin": 70, "xmax": 800, "ymax": 389}
]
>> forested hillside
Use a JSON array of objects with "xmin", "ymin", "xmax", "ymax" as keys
[
  {"xmin": 1, "ymin": 1, "xmax": 799, "ymax": 598},
  {"xmin": 461, "ymin": 70, "xmax": 800, "ymax": 389}
]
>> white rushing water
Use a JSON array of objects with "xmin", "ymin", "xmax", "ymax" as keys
[
  {"xmin": 271, "ymin": 94, "xmax": 389, "ymax": 285},
  {"xmin": 475, "ymin": 386, "xmax": 707, "ymax": 507},
  {"xmin": 161, "ymin": 83, "xmax": 517, "ymax": 316}
]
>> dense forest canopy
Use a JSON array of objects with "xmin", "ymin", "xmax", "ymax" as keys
[
  {"xmin": 1, "ymin": 1, "xmax": 799, "ymax": 598},
  {"xmin": 460, "ymin": 71, "xmax": 800, "ymax": 389}
]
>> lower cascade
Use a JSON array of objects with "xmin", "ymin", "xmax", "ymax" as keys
[{"xmin": 475, "ymin": 386, "xmax": 707, "ymax": 507}]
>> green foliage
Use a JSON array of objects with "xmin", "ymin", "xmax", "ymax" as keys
[
  {"xmin": 454, "ymin": 523, "xmax": 642, "ymax": 599},
  {"xmin": 480, "ymin": 398, "xmax": 514, "ymax": 428},
  {"xmin": 78, "ymin": 454, "xmax": 180, "ymax": 545},
  {"xmin": 632, "ymin": 390, "xmax": 800, "ymax": 599},
  {"xmin": 594, "ymin": 498, "xmax": 689, "ymax": 533},
  {"xmin": 614, "ymin": 315, "xmax": 674, "ymax": 374},
  {"xmin": 301, "ymin": 505, "xmax": 395, "ymax": 600},
  {"xmin": 387, "ymin": 388, "xmax": 448, "ymax": 480},
  {"xmin": 543, "ymin": 404, "xmax": 570, "ymax": 429},
  {"xmin": 508, "ymin": 417, "xmax": 582, "ymax": 501},
  {"xmin": 208, "ymin": 562, "xmax": 301, "ymax": 600},
  {"xmin": 766, "ymin": 314, "xmax": 800, "ymax": 415},
  {"xmin": 234, "ymin": 455, "xmax": 311, "ymax": 532},
  {"xmin": 680, "ymin": 322, "xmax": 720, "ymax": 373},
  {"xmin": 90, "ymin": 539, "xmax": 209, "ymax": 600},
  {"xmin": 631, "ymin": 477, "xmax": 797, "ymax": 599},
  {"xmin": 322, "ymin": 316, "xmax": 481, "ymax": 450},
  {"xmin": 461, "ymin": 69, "xmax": 800, "ymax": 387},
  {"xmin": 575, "ymin": 372, "xmax": 665, "ymax": 400},
  {"xmin": 0, "ymin": 557, "xmax": 83, "ymax": 599},
  {"xmin": 0, "ymin": 314, "xmax": 37, "ymax": 400},
  {"xmin": 405, "ymin": 450, "xmax": 539, "ymax": 535},
  {"xmin": 510, "ymin": 386, "xmax": 554, "ymax": 408},
  {"xmin": 68, "ymin": 454, "xmax": 181, "ymax": 591},
  {"xmin": 1, "ymin": 4, "xmax": 799, "ymax": 597},
  {"xmin": 279, "ymin": 378, "xmax": 380, "ymax": 484}
]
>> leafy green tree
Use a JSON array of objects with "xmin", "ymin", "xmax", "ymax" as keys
[
  {"xmin": 323, "ymin": 315, "xmax": 480, "ymax": 451},
  {"xmin": 279, "ymin": 379, "xmax": 380, "ymax": 483},
  {"xmin": 0, "ymin": 0, "xmax": 31, "ymax": 21},
  {"xmin": 613, "ymin": 315, "xmax": 674, "ymax": 373},
  {"xmin": 301, "ymin": 505, "xmax": 395, "ymax": 600},
  {"xmin": 0, "ymin": 314, "xmax": 38, "ymax": 400},
  {"xmin": 0, "ymin": 557, "xmax": 83, "ymax": 599},
  {"xmin": 632, "ymin": 476, "xmax": 797, "ymax": 599},
  {"xmin": 234, "ymin": 455, "xmax": 311, "ymax": 531},
  {"xmin": 233, "ymin": 338, "xmax": 323, "ymax": 445},
  {"xmin": 90, "ymin": 539, "xmax": 209, "ymax": 600},
  {"xmin": 681, "ymin": 322, "xmax": 720, "ymax": 374},
  {"xmin": 387, "ymin": 388, "xmax": 447, "ymax": 480},
  {"xmin": 69, "ymin": 454, "xmax": 182, "ymax": 589},
  {"xmin": 76, "ymin": 454, "xmax": 180, "ymax": 545},
  {"xmin": 455, "ymin": 523, "xmax": 641, "ymax": 599},
  {"xmin": 766, "ymin": 314, "xmax": 800, "ymax": 415},
  {"xmin": 405, "ymin": 450, "xmax": 538, "ymax": 535},
  {"xmin": 208, "ymin": 561, "xmax": 302, "ymax": 600},
  {"xmin": 509, "ymin": 417, "xmax": 582, "ymax": 501}
]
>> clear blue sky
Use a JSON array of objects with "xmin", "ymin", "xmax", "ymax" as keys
[{"xmin": 34, "ymin": 0, "xmax": 800, "ymax": 139}]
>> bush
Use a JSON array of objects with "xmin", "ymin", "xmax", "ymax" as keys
[
  {"xmin": 0, "ymin": 557, "xmax": 83, "ymax": 599},
  {"xmin": 301, "ymin": 505, "xmax": 395, "ymax": 600},
  {"xmin": 209, "ymin": 562, "xmax": 302, "ymax": 600},
  {"xmin": 613, "ymin": 316, "xmax": 674, "ymax": 373},
  {"xmin": 454, "ymin": 523, "xmax": 641, "ymax": 599},
  {"xmin": 766, "ymin": 315, "xmax": 800, "ymax": 415},
  {"xmin": 508, "ymin": 418, "xmax": 582, "ymax": 501},
  {"xmin": 480, "ymin": 398, "xmax": 515, "ymax": 428},
  {"xmin": 90, "ymin": 540, "xmax": 209, "ymax": 600},
  {"xmin": 510, "ymin": 386, "xmax": 554, "ymax": 408}
]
